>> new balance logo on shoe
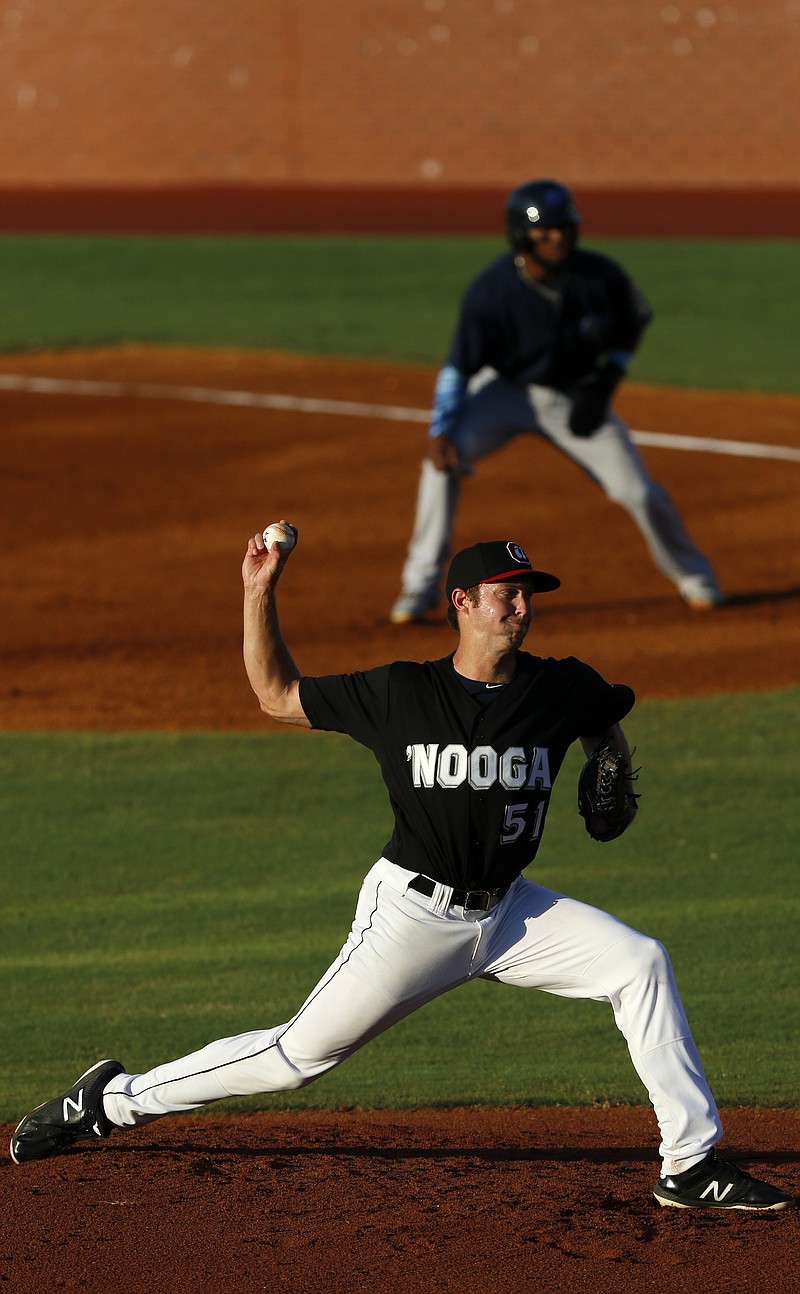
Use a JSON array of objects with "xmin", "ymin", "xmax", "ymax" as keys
[
  {"xmin": 64, "ymin": 1086, "xmax": 105, "ymax": 1138},
  {"xmin": 63, "ymin": 1090, "xmax": 86, "ymax": 1120},
  {"xmin": 699, "ymin": 1179, "xmax": 734, "ymax": 1203}
]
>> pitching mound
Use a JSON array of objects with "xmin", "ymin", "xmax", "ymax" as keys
[{"xmin": 2, "ymin": 1107, "xmax": 796, "ymax": 1292}]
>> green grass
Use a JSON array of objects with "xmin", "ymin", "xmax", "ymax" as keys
[
  {"xmin": 1, "ymin": 234, "xmax": 798, "ymax": 392},
  {"xmin": 2, "ymin": 688, "xmax": 798, "ymax": 1121}
]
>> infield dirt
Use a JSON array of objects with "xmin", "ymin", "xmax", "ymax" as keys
[
  {"xmin": 2, "ymin": 346, "xmax": 798, "ymax": 1290},
  {"xmin": 4, "ymin": 344, "xmax": 800, "ymax": 729}
]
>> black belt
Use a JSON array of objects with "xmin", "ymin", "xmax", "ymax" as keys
[{"xmin": 408, "ymin": 874, "xmax": 510, "ymax": 912}]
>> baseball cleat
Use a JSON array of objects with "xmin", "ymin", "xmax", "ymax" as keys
[
  {"xmin": 679, "ymin": 578, "xmax": 726, "ymax": 611},
  {"xmin": 10, "ymin": 1059, "xmax": 125, "ymax": 1164},
  {"xmin": 653, "ymin": 1150, "xmax": 794, "ymax": 1211},
  {"xmin": 389, "ymin": 590, "xmax": 440, "ymax": 624}
]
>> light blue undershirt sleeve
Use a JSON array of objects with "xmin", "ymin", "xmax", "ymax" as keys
[{"xmin": 428, "ymin": 364, "xmax": 468, "ymax": 439}]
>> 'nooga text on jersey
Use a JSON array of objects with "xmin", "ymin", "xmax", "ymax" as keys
[{"xmin": 406, "ymin": 743, "xmax": 552, "ymax": 791}]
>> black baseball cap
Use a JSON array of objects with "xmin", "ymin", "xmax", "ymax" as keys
[{"xmin": 445, "ymin": 540, "xmax": 561, "ymax": 600}]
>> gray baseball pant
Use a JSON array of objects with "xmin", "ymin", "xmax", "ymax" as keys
[{"xmin": 398, "ymin": 371, "xmax": 718, "ymax": 603}]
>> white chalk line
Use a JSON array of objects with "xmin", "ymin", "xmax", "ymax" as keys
[{"xmin": 1, "ymin": 372, "xmax": 798, "ymax": 463}]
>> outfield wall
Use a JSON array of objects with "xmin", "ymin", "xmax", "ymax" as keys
[
  {"xmin": 0, "ymin": 0, "xmax": 797, "ymax": 196},
  {"xmin": 0, "ymin": 183, "xmax": 797, "ymax": 237}
]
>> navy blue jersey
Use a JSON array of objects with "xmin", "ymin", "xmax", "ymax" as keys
[
  {"xmin": 447, "ymin": 250, "xmax": 652, "ymax": 390},
  {"xmin": 299, "ymin": 652, "xmax": 634, "ymax": 892}
]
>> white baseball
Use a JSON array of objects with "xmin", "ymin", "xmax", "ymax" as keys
[{"xmin": 262, "ymin": 521, "xmax": 296, "ymax": 553}]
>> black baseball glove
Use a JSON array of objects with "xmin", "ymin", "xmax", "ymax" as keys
[
  {"xmin": 578, "ymin": 738, "xmax": 640, "ymax": 842},
  {"xmin": 568, "ymin": 360, "xmax": 627, "ymax": 438}
]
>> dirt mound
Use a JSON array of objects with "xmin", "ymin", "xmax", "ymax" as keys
[{"xmin": 2, "ymin": 1107, "xmax": 796, "ymax": 1292}]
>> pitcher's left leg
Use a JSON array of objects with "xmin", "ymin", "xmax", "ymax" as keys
[
  {"xmin": 480, "ymin": 880, "xmax": 722, "ymax": 1175},
  {"xmin": 103, "ymin": 862, "xmax": 478, "ymax": 1129}
]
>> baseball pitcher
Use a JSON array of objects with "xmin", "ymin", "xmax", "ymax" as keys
[{"xmin": 10, "ymin": 529, "xmax": 791, "ymax": 1212}]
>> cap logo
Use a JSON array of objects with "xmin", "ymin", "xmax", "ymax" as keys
[
  {"xmin": 507, "ymin": 542, "xmax": 530, "ymax": 566},
  {"xmin": 525, "ymin": 205, "xmax": 540, "ymax": 223}
]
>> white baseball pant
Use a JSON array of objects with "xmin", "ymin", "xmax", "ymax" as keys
[{"xmin": 103, "ymin": 858, "xmax": 722, "ymax": 1176}]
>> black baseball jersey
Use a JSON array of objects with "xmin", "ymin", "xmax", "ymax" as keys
[
  {"xmin": 446, "ymin": 250, "xmax": 652, "ymax": 390},
  {"xmin": 299, "ymin": 652, "xmax": 634, "ymax": 892}
]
